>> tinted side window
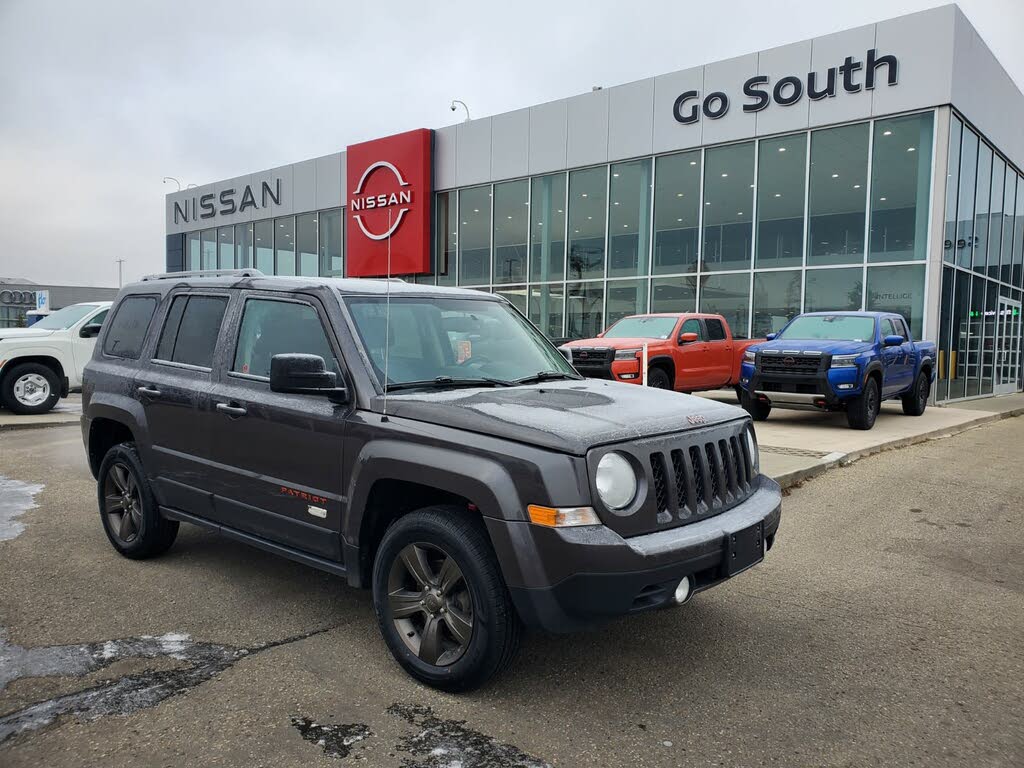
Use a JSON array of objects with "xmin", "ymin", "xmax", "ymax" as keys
[
  {"xmin": 232, "ymin": 299, "xmax": 338, "ymax": 378},
  {"xmin": 680, "ymin": 318, "xmax": 704, "ymax": 340},
  {"xmin": 90, "ymin": 309, "xmax": 109, "ymax": 327},
  {"xmin": 705, "ymin": 318, "xmax": 727, "ymax": 341},
  {"xmin": 103, "ymin": 296, "xmax": 157, "ymax": 359},
  {"xmin": 156, "ymin": 295, "xmax": 228, "ymax": 368}
]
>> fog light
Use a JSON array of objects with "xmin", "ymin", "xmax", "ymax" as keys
[
  {"xmin": 837, "ymin": 383, "xmax": 854, "ymax": 390},
  {"xmin": 620, "ymin": 373, "xmax": 637, "ymax": 380},
  {"xmin": 741, "ymin": 377, "xmax": 749, "ymax": 385},
  {"xmin": 674, "ymin": 576, "xmax": 692, "ymax": 604}
]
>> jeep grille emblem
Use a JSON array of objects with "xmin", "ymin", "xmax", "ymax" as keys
[{"xmin": 687, "ymin": 414, "xmax": 707, "ymax": 425}]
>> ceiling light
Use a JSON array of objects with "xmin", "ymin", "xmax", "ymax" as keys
[
  {"xmin": 737, "ymin": 212, "xmax": 743, "ymax": 216},
  {"xmin": 854, "ymin": 184, "xmax": 861, "ymax": 189},
  {"xmin": 831, "ymin": 173, "xmax": 839, "ymax": 178},
  {"xmin": 613, "ymin": 172, "xmax": 620, "ymax": 177},
  {"xmin": 689, "ymin": 160, "xmax": 697, "ymax": 166},
  {"xmin": 587, "ymin": 216, "xmax": 593, "ymax": 220},
  {"xmin": 883, "ymin": 130, "xmax": 892, "ymax": 136},
  {"xmin": 557, "ymin": 209, "xmax": 563, "ymax": 213},
  {"xmin": 676, "ymin": 192, "xmax": 684, "ymax": 197},
  {"xmin": 705, "ymin": 202, "xmax": 711, "ymax": 206},
  {"xmin": 774, "ymin": 193, "xmax": 781, "ymax": 197},
  {"xmin": 907, "ymin": 147, "xmax": 916, "ymax": 152},
  {"xmin": 880, "ymin": 197, "xmax": 887, "ymax": 201},
  {"xmin": 507, "ymin": 215, "xmax": 512, "ymax": 219},
  {"xmin": 473, "ymin": 208, "xmax": 479, "ymax": 213},
  {"xmin": 623, "ymin": 224, "xmax": 628, "ymax": 228},
  {"xmin": 721, "ymin": 173, "xmax": 728, "ymax": 178},
  {"xmin": 677, "ymin": 217, "xmax": 683, "ymax": 222},
  {"xmin": 614, "ymin": 201, "xmax": 620, "ymax": 205},
  {"xmin": 462, "ymin": 221, "xmax": 468, "ymax": 225},
  {"xmin": 778, "ymin": 147, "xmax": 787, "ymax": 152},
  {"xmin": 574, "ymin": 229, "xmax": 580, "ymax": 233},
  {"xmin": 581, "ymin": 193, "xmax": 588, "ymax": 198}
]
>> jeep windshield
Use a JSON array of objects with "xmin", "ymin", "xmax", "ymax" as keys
[
  {"xmin": 777, "ymin": 315, "xmax": 876, "ymax": 342},
  {"xmin": 31, "ymin": 303, "xmax": 99, "ymax": 330},
  {"xmin": 602, "ymin": 316, "xmax": 678, "ymax": 340},
  {"xmin": 345, "ymin": 296, "xmax": 580, "ymax": 391}
]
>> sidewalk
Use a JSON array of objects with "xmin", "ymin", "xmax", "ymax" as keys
[
  {"xmin": 0, "ymin": 394, "xmax": 81, "ymax": 432},
  {"xmin": 698, "ymin": 390, "xmax": 1024, "ymax": 488}
]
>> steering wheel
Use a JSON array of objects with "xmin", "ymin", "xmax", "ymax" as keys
[{"xmin": 457, "ymin": 353, "xmax": 493, "ymax": 368}]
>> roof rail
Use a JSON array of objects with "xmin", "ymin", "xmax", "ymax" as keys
[{"xmin": 140, "ymin": 269, "xmax": 265, "ymax": 281}]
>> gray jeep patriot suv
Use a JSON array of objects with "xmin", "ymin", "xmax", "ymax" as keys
[{"xmin": 81, "ymin": 270, "xmax": 782, "ymax": 691}]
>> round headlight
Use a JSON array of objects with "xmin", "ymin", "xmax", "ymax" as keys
[
  {"xmin": 596, "ymin": 452, "xmax": 638, "ymax": 510},
  {"xmin": 745, "ymin": 425, "xmax": 760, "ymax": 473}
]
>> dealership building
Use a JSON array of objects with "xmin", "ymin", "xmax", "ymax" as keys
[{"xmin": 165, "ymin": 4, "xmax": 1024, "ymax": 401}]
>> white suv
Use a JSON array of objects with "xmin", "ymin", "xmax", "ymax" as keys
[{"xmin": 0, "ymin": 302, "xmax": 112, "ymax": 414}]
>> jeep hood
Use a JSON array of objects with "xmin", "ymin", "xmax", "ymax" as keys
[
  {"xmin": 379, "ymin": 378, "xmax": 745, "ymax": 455},
  {"xmin": 751, "ymin": 338, "xmax": 874, "ymax": 355},
  {"xmin": 0, "ymin": 328, "xmax": 54, "ymax": 342}
]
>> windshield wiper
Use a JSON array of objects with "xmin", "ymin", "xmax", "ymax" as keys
[
  {"xmin": 513, "ymin": 370, "xmax": 580, "ymax": 385},
  {"xmin": 386, "ymin": 376, "xmax": 514, "ymax": 392}
]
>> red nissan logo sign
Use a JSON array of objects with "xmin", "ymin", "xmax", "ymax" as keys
[{"xmin": 346, "ymin": 128, "xmax": 432, "ymax": 277}]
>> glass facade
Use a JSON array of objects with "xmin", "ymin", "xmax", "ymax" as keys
[
  {"xmin": 937, "ymin": 113, "xmax": 1024, "ymax": 401},
  {"xmin": 413, "ymin": 111, "xmax": 936, "ymax": 346}
]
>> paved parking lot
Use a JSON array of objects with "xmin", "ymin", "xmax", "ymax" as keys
[{"xmin": 1, "ymin": 420, "xmax": 1022, "ymax": 767}]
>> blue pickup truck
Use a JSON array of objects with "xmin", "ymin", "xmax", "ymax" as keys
[{"xmin": 737, "ymin": 311, "xmax": 936, "ymax": 430}]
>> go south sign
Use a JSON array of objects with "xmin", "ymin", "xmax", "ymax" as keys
[{"xmin": 345, "ymin": 128, "xmax": 433, "ymax": 277}]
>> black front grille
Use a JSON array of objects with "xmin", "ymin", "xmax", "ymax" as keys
[
  {"xmin": 759, "ymin": 354, "xmax": 822, "ymax": 376},
  {"xmin": 571, "ymin": 347, "xmax": 614, "ymax": 365},
  {"xmin": 648, "ymin": 431, "xmax": 755, "ymax": 524}
]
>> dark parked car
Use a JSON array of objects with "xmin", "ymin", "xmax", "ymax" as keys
[{"xmin": 81, "ymin": 270, "xmax": 782, "ymax": 690}]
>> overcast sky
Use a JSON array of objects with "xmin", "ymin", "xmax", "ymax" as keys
[{"xmin": 0, "ymin": 0, "xmax": 1021, "ymax": 288}]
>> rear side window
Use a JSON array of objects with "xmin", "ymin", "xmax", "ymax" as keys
[
  {"xmin": 155, "ymin": 295, "xmax": 228, "ymax": 368},
  {"xmin": 103, "ymin": 296, "xmax": 158, "ymax": 359},
  {"xmin": 232, "ymin": 298, "xmax": 339, "ymax": 379},
  {"xmin": 705, "ymin": 318, "xmax": 727, "ymax": 341}
]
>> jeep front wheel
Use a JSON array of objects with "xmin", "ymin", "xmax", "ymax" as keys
[
  {"xmin": 1, "ymin": 362, "xmax": 60, "ymax": 415},
  {"xmin": 372, "ymin": 506, "xmax": 521, "ymax": 692}
]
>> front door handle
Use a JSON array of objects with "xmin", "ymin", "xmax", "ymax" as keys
[
  {"xmin": 137, "ymin": 386, "xmax": 161, "ymax": 398},
  {"xmin": 216, "ymin": 401, "xmax": 247, "ymax": 418}
]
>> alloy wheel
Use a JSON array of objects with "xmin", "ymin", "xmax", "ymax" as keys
[
  {"xmin": 387, "ymin": 542, "xmax": 474, "ymax": 666},
  {"xmin": 103, "ymin": 462, "xmax": 143, "ymax": 544},
  {"xmin": 13, "ymin": 373, "xmax": 50, "ymax": 407}
]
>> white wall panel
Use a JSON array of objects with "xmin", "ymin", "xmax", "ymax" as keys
[
  {"xmin": 566, "ymin": 89, "xmax": 608, "ymax": 168},
  {"xmin": 528, "ymin": 100, "xmax": 567, "ymax": 175},
  {"xmin": 490, "ymin": 108, "xmax": 530, "ymax": 181},
  {"xmin": 292, "ymin": 159, "xmax": 317, "ymax": 214},
  {"xmin": 607, "ymin": 78, "xmax": 655, "ymax": 160},
  {"xmin": 807, "ymin": 23, "xmax": 877, "ymax": 128},
  {"xmin": 754, "ymin": 41, "xmax": 812, "ymax": 137},
  {"xmin": 314, "ymin": 152, "xmax": 344, "ymax": 209},
  {"xmin": 434, "ymin": 125, "xmax": 458, "ymax": 191},
  {"xmin": 700, "ymin": 53, "xmax": 759, "ymax": 145},
  {"xmin": 455, "ymin": 117, "xmax": 492, "ymax": 187},
  {"xmin": 652, "ymin": 66, "xmax": 704, "ymax": 154},
  {"xmin": 872, "ymin": 6, "xmax": 955, "ymax": 118}
]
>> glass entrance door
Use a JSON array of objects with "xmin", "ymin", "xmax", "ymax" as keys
[{"xmin": 994, "ymin": 297, "xmax": 1022, "ymax": 395}]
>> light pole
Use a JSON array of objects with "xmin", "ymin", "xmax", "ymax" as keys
[
  {"xmin": 449, "ymin": 100, "xmax": 471, "ymax": 121},
  {"xmin": 162, "ymin": 176, "xmax": 182, "ymax": 191},
  {"xmin": 115, "ymin": 257, "xmax": 126, "ymax": 288}
]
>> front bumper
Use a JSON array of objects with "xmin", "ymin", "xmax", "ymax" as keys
[
  {"xmin": 486, "ymin": 475, "xmax": 782, "ymax": 632},
  {"xmin": 740, "ymin": 358, "xmax": 863, "ymax": 408}
]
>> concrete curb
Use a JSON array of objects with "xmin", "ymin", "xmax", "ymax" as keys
[
  {"xmin": 0, "ymin": 416, "xmax": 80, "ymax": 432},
  {"xmin": 771, "ymin": 405, "xmax": 1024, "ymax": 490}
]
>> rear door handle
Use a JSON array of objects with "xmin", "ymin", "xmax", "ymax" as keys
[
  {"xmin": 137, "ymin": 386, "xmax": 161, "ymax": 398},
  {"xmin": 216, "ymin": 402, "xmax": 247, "ymax": 418}
]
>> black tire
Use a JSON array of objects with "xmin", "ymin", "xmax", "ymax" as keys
[
  {"xmin": 647, "ymin": 367, "xmax": 671, "ymax": 390},
  {"xmin": 0, "ymin": 362, "xmax": 61, "ymax": 415},
  {"xmin": 901, "ymin": 371, "xmax": 929, "ymax": 416},
  {"xmin": 97, "ymin": 442, "xmax": 179, "ymax": 559},
  {"xmin": 740, "ymin": 389, "xmax": 771, "ymax": 421},
  {"xmin": 846, "ymin": 376, "xmax": 880, "ymax": 430},
  {"xmin": 372, "ymin": 505, "xmax": 521, "ymax": 692}
]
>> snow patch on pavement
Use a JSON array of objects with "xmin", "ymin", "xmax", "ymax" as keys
[{"xmin": 0, "ymin": 476, "xmax": 44, "ymax": 542}]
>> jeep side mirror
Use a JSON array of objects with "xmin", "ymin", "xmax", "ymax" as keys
[
  {"xmin": 883, "ymin": 334, "xmax": 904, "ymax": 347},
  {"xmin": 80, "ymin": 323, "xmax": 102, "ymax": 338},
  {"xmin": 678, "ymin": 332, "xmax": 699, "ymax": 344},
  {"xmin": 270, "ymin": 353, "xmax": 347, "ymax": 402},
  {"xmin": 765, "ymin": 332, "xmax": 777, "ymax": 341}
]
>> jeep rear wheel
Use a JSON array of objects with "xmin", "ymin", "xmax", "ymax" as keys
[
  {"xmin": 901, "ymin": 371, "xmax": 929, "ymax": 416},
  {"xmin": 97, "ymin": 442, "xmax": 179, "ymax": 558},
  {"xmin": 847, "ymin": 376, "xmax": 880, "ymax": 430},
  {"xmin": 372, "ymin": 505, "xmax": 521, "ymax": 692},
  {"xmin": 1, "ymin": 362, "xmax": 60, "ymax": 415}
]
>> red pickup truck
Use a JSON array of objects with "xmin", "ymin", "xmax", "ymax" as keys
[{"xmin": 560, "ymin": 313, "xmax": 761, "ymax": 393}]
